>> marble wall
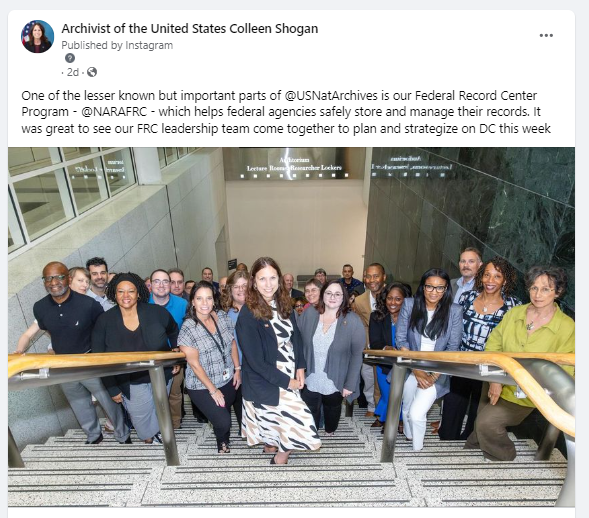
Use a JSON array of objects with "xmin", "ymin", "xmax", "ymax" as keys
[
  {"xmin": 364, "ymin": 147, "xmax": 574, "ymax": 315},
  {"xmin": 8, "ymin": 148, "xmax": 230, "ymax": 449}
]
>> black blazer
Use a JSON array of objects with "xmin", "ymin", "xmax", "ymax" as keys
[
  {"xmin": 91, "ymin": 302, "xmax": 178, "ymax": 398},
  {"xmin": 25, "ymin": 40, "xmax": 52, "ymax": 53},
  {"xmin": 369, "ymin": 313, "xmax": 395, "ymax": 374},
  {"xmin": 290, "ymin": 288, "xmax": 304, "ymax": 299},
  {"xmin": 235, "ymin": 304, "xmax": 306, "ymax": 406}
]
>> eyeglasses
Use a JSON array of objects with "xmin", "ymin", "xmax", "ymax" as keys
[
  {"xmin": 231, "ymin": 285, "xmax": 247, "ymax": 291},
  {"xmin": 529, "ymin": 286, "xmax": 555, "ymax": 295},
  {"xmin": 325, "ymin": 291, "xmax": 343, "ymax": 299},
  {"xmin": 424, "ymin": 284, "xmax": 447, "ymax": 293},
  {"xmin": 294, "ymin": 304, "xmax": 304, "ymax": 308},
  {"xmin": 42, "ymin": 274, "xmax": 67, "ymax": 283},
  {"xmin": 152, "ymin": 279, "xmax": 170, "ymax": 286},
  {"xmin": 170, "ymin": 281, "xmax": 183, "ymax": 286}
]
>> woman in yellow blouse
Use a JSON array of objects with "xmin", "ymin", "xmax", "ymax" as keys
[{"xmin": 464, "ymin": 266, "xmax": 574, "ymax": 461}]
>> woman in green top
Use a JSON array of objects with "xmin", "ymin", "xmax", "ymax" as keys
[{"xmin": 464, "ymin": 265, "xmax": 574, "ymax": 461}]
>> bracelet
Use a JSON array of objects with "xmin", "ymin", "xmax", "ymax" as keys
[
  {"xmin": 209, "ymin": 389, "xmax": 218, "ymax": 396},
  {"xmin": 234, "ymin": 366, "xmax": 241, "ymax": 371}
]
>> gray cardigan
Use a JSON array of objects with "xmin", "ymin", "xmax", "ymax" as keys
[
  {"xmin": 298, "ymin": 307, "xmax": 366, "ymax": 402},
  {"xmin": 395, "ymin": 297, "xmax": 462, "ymax": 398}
]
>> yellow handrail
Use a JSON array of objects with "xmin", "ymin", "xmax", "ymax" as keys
[
  {"xmin": 7, "ymin": 351, "xmax": 185, "ymax": 379},
  {"xmin": 364, "ymin": 350, "xmax": 575, "ymax": 437}
]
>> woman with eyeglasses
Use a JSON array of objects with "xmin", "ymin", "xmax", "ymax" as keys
[
  {"xmin": 220, "ymin": 270, "xmax": 250, "ymax": 433},
  {"xmin": 396, "ymin": 268, "xmax": 462, "ymax": 451},
  {"xmin": 465, "ymin": 266, "xmax": 574, "ymax": 461},
  {"xmin": 303, "ymin": 278, "xmax": 322, "ymax": 310},
  {"xmin": 439, "ymin": 256, "xmax": 522, "ymax": 441},
  {"xmin": 298, "ymin": 280, "xmax": 365, "ymax": 435}
]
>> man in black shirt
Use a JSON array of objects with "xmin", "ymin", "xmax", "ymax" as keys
[{"xmin": 24, "ymin": 261, "xmax": 130, "ymax": 444}]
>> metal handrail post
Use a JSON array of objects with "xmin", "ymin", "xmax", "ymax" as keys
[
  {"xmin": 380, "ymin": 362, "xmax": 407, "ymax": 463},
  {"xmin": 8, "ymin": 427, "xmax": 25, "ymax": 468},
  {"xmin": 556, "ymin": 435, "xmax": 575, "ymax": 507},
  {"xmin": 149, "ymin": 365, "xmax": 180, "ymax": 466},
  {"xmin": 535, "ymin": 423, "xmax": 561, "ymax": 461}
]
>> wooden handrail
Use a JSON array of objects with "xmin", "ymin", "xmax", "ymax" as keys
[
  {"xmin": 7, "ymin": 351, "xmax": 185, "ymax": 379},
  {"xmin": 364, "ymin": 349, "xmax": 575, "ymax": 437}
]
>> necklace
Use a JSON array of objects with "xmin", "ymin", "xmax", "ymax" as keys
[
  {"xmin": 526, "ymin": 308, "xmax": 555, "ymax": 331},
  {"xmin": 479, "ymin": 294, "xmax": 501, "ymax": 313}
]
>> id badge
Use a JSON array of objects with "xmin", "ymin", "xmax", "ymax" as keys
[
  {"xmin": 514, "ymin": 385, "xmax": 527, "ymax": 399},
  {"xmin": 222, "ymin": 369, "xmax": 231, "ymax": 381}
]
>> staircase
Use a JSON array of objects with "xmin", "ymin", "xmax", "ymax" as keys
[{"xmin": 8, "ymin": 402, "xmax": 567, "ymax": 507}]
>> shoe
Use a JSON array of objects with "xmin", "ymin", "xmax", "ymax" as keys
[
  {"xmin": 270, "ymin": 455, "xmax": 288, "ymax": 465},
  {"xmin": 151, "ymin": 432, "xmax": 163, "ymax": 445},
  {"xmin": 365, "ymin": 411, "xmax": 375, "ymax": 417},
  {"xmin": 371, "ymin": 419, "xmax": 383, "ymax": 428},
  {"xmin": 218, "ymin": 442, "xmax": 231, "ymax": 454},
  {"xmin": 325, "ymin": 432, "xmax": 335, "ymax": 437},
  {"xmin": 85, "ymin": 433, "xmax": 103, "ymax": 445},
  {"xmin": 431, "ymin": 420, "xmax": 440, "ymax": 434},
  {"xmin": 119, "ymin": 436, "xmax": 132, "ymax": 444},
  {"xmin": 104, "ymin": 420, "xmax": 114, "ymax": 433}
]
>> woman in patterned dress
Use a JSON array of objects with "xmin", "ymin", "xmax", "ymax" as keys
[
  {"xmin": 438, "ymin": 257, "xmax": 521, "ymax": 440},
  {"xmin": 236, "ymin": 257, "xmax": 321, "ymax": 465}
]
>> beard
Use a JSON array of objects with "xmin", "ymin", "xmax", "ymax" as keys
[{"xmin": 46, "ymin": 284, "xmax": 68, "ymax": 297}]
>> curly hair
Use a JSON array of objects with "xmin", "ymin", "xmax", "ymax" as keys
[
  {"xmin": 373, "ymin": 282, "xmax": 413, "ymax": 322},
  {"xmin": 474, "ymin": 256, "xmax": 518, "ymax": 297},
  {"xmin": 221, "ymin": 270, "xmax": 249, "ymax": 312},
  {"xmin": 246, "ymin": 257, "xmax": 292, "ymax": 320},
  {"xmin": 105, "ymin": 272, "xmax": 150, "ymax": 303}
]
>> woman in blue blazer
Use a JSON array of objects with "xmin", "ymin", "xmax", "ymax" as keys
[{"xmin": 395, "ymin": 268, "xmax": 462, "ymax": 451}]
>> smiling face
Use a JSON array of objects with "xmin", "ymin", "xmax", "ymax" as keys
[
  {"xmin": 365, "ymin": 265, "xmax": 386, "ymax": 295},
  {"xmin": 151, "ymin": 271, "xmax": 171, "ymax": 299},
  {"xmin": 192, "ymin": 286, "xmax": 215, "ymax": 318},
  {"xmin": 305, "ymin": 284, "xmax": 321, "ymax": 305},
  {"xmin": 386, "ymin": 288, "xmax": 406, "ymax": 318},
  {"xmin": 254, "ymin": 266, "xmax": 279, "ymax": 303},
  {"xmin": 481, "ymin": 263, "xmax": 505, "ymax": 296},
  {"xmin": 323, "ymin": 283, "xmax": 344, "ymax": 311},
  {"xmin": 115, "ymin": 281, "xmax": 139, "ymax": 310},
  {"xmin": 202, "ymin": 268, "xmax": 213, "ymax": 282},
  {"xmin": 423, "ymin": 276, "xmax": 447, "ymax": 308},
  {"xmin": 32, "ymin": 24, "xmax": 43, "ymax": 41},
  {"xmin": 89, "ymin": 264, "xmax": 108, "ymax": 291},
  {"xmin": 70, "ymin": 270, "xmax": 90, "ymax": 295},
  {"xmin": 231, "ymin": 277, "xmax": 248, "ymax": 306},
  {"xmin": 42, "ymin": 262, "xmax": 70, "ymax": 299},
  {"xmin": 294, "ymin": 300, "xmax": 305, "ymax": 315}
]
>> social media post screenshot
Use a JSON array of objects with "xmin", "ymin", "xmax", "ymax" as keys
[{"xmin": 3, "ymin": 7, "xmax": 579, "ymax": 518}]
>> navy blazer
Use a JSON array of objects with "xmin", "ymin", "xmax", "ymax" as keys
[
  {"xmin": 395, "ymin": 298, "xmax": 462, "ymax": 398},
  {"xmin": 235, "ymin": 304, "xmax": 306, "ymax": 406}
]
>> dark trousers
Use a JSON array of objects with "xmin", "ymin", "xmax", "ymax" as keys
[
  {"xmin": 187, "ymin": 382, "xmax": 236, "ymax": 448},
  {"xmin": 464, "ymin": 396, "xmax": 534, "ymax": 461},
  {"xmin": 232, "ymin": 386, "xmax": 243, "ymax": 432},
  {"xmin": 439, "ymin": 377, "xmax": 483, "ymax": 440},
  {"xmin": 302, "ymin": 387, "xmax": 343, "ymax": 433}
]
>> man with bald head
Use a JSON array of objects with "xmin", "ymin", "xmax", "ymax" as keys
[
  {"xmin": 283, "ymin": 273, "xmax": 303, "ymax": 298},
  {"xmin": 17, "ymin": 261, "xmax": 129, "ymax": 445}
]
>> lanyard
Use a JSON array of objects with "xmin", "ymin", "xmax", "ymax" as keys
[{"xmin": 196, "ymin": 316, "xmax": 229, "ymax": 367}]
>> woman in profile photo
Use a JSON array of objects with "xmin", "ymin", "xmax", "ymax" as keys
[{"xmin": 24, "ymin": 22, "xmax": 52, "ymax": 53}]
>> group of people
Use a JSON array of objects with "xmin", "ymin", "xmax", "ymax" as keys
[{"xmin": 16, "ymin": 250, "xmax": 574, "ymax": 465}]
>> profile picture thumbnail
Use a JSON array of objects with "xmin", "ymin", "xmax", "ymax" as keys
[{"xmin": 22, "ymin": 20, "xmax": 54, "ymax": 54}]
